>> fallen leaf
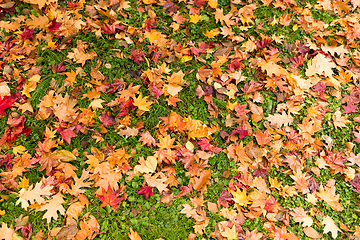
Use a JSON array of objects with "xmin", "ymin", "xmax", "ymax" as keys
[{"xmin": 322, "ymin": 216, "xmax": 341, "ymax": 239}]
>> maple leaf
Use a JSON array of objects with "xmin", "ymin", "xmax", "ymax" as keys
[
  {"xmin": 52, "ymin": 61, "xmax": 67, "ymax": 73},
  {"xmin": 139, "ymin": 130, "xmax": 156, "ymax": 147},
  {"xmin": 21, "ymin": 26, "xmax": 34, "ymax": 40},
  {"xmin": 332, "ymin": 110, "xmax": 350, "ymax": 128},
  {"xmin": 192, "ymin": 169, "xmax": 212, "ymax": 192},
  {"xmin": 132, "ymin": 93, "xmax": 152, "ymax": 111},
  {"xmin": 128, "ymin": 227, "xmax": 142, "ymax": 240},
  {"xmin": 241, "ymin": 80, "xmax": 263, "ymax": 94},
  {"xmin": 305, "ymin": 53, "xmax": 336, "ymax": 77},
  {"xmin": 214, "ymin": 8, "xmax": 235, "ymax": 26},
  {"xmin": 189, "ymin": 14, "xmax": 201, "ymax": 24},
  {"xmin": 144, "ymin": 173, "xmax": 168, "ymax": 193},
  {"xmin": 204, "ymin": 28, "xmax": 221, "ymax": 38},
  {"xmin": 290, "ymin": 207, "xmax": 313, "ymax": 227},
  {"xmin": 134, "ymin": 156, "xmax": 157, "ymax": 174},
  {"xmin": 343, "ymin": 102, "xmax": 357, "ymax": 113},
  {"xmin": 38, "ymin": 193, "xmax": 66, "ymax": 224},
  {"xmin": 70, "ymin": 170, "xmax": 92, "ymax": 197},
  {"xmin": 350, "ymin": 176, "xmax": 360, "ymax": 195},
  {"xmin": 254, "ymin": 129, "xmax": 272, "ymax": 146},
  {"xmin": 129, "ymin": 49, "xmax": 145, "ymax": 64},
  {"xmin": 48, "ymin": 18, "xmax": 62, "ymax": 32},
  {"xmin": 266, "ymin": 112, "xmax": 294, "ymax": 128},
  {"xmin": 0, "ymin": 223, "xmax": 14, "ymax": 240},
  {"xmin": 220, "ymin": 225, "xmax": 238, "ymax": 240},
  {"xmin": 64, "ymin": 70, "xmax": 76, "ymax": 86},
  {"xmin": 163, "ymin": 0, "xmax": 179, "ymax": 13},
  {"xmin": 316, "ymin": 185, "xmax": 343, "ymax": 211},
  {"xmin": 96, "ymin": 185, "xmax": 123, "ymax": 210},
  {"xmin": 322, "ymin": 216, "xmax": 341, "ymax": 238},
  {"xmin": 197, "ymin": 138, "xmax": 212, "ymax": 151},
  {"xmin": 58, "ymin": 126, "xmax": 77, "ymax": 145},
  {"xmin": 100, "ymin": 111, "xmax": 116, "ymax": 127},
  {"xmin": 0, "ymin": 96, "xmax": 15, "ymax": 116},
  {"xmin": 258, "ymin": 59, "xmax": 287, "ymax": 76},
  {"xmin": 228, "ymin": 125, "xmax": 249, "ymax": 141},
  {"xmin": 16, "ymin": 182, "xmax": 53, "ymax": 210},
  {"xmin": 67, "ymin": 40, "xmax": 97, "ymax": 66},
  {"xmin": 23, "ymin": 0, "xmax": 57, "ymax": 9},
  {"xmin": 137, "ymin": 185, "xmax": 154, "ymax": 200},
  {"xmin": 230, "ymin": 186, "xmax": 249, "ymax": 206}
]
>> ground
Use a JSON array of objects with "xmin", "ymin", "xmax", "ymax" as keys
[{"xmin": 1, "ymin": 0, "xmax": 360, "ymax": 239}]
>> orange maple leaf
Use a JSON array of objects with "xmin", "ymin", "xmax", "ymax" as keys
[{"xmin": 139, "ymin": 130, "xmax": 156, "ymax": 147}]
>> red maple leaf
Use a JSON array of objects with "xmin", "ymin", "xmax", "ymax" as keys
[
  {"xmin": 0, "ymin": 96, "xmax": 15, "ymax": 116},
  {"xmin": 48, "ymin": 18, "xmax": 62, "ymax": 32},
  {"xmin": 129, "ymin": 49, "xmax": 145, "ymax": 64},
  {"xmin": 52, "ymin": 61, "xmax": 67, "ymax": 73},
  {"xmin": 241, "ymin": 80, "xmax": 263, "ymax": 94},
  {"xmin": 343, "ymin": 102, "xmax": 357, "ymax": 113},
  {"xmin": 150, "ymin": 85, "xmax": 164, "ymax": 99},
  {"xmin": 96, "ymin": 185, "xmax": 123, "ymax": 210},
  {"xmin": 218, "ymin": 189, "xmax": 234, "ymax": 208},
  {"xmin": 101, "ymin": 23, "xmax": 117, "ymax": 34},
  {"xmin": 189, "ymin": 46, "xmax": 201, "ymax": 56},
  {"xmin": 163, "ymin": 0, "xmax": 179, "ymax": 13},
  {"xmin": 354, "ymin": 131, "xmax": 360, "ymax": 143},
  {"xmin": 350, "ymin": 176, "xmax": 360, "ymax": 195},
  {"xmin": 137, "ymin": 185, "xmax": 154, "ymax": 200},
  {"xmin": 228, "ymin": 125, "xmax": 248, "ymax": 141},
  {"xmin": 312, "ymin": 81, "xmax": 327, "ymax": 93},
  {"xmin": 21, "ymin": 26, "xmax": 34, "ymax": 40},
  {"xmin": 235, "ymin": 103, "xmax": 248, "ymax": 116},
  {"xmin": 100, "ymin": 111, "xmax": 116, "ymax": 127},
  {"xmin": 58, "ymin": 126, "xmax": 77, "ymax": 145},
  {"xmin": 197, "ymin": 138, "xmax": 212, "ymax": 151},
  {"xmin": 151, "ymin": 51, "xmax": 162, "ymax": 65}
]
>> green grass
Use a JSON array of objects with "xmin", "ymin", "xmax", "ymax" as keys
[{"xmin": 1, "ymin": 0, "xmax": 360, "ymax": 239}]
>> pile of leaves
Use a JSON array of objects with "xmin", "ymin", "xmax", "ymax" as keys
[{"xmin": 1, "ymin": 0, "xmax": 360, "ymax": 238}]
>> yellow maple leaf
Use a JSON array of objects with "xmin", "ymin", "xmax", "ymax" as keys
[
  {"xmin": 142, "ymin": 0, "xmax": 156, "ymax": 3},
  {"xmin": 13, "ymin": 145, "xmax": 26, "ymax": 155},
  {"xmin": 204, "ymin": 29, "xmax": 220, "ymax": 38},
  {"xmin": 23, "ymin": 0, "xmax": 57, "ymax": 9},
  {"xmin": 208, "ymin": 0, "xmax": 218, "ymax": 8},
  {"xmin": 189, "ymin": 14, "xmax": 201, "ymax": 24},
  {"xmin": 230, "ymin": 187, "xmax": 249, "ymax": 206},
  {"xmin": 22, "ymin": 75, "xmax": 41, "ymax": 98},
  {"xmin": 18, "ymin": 177, "xmax": 29, "ymax": 189},
  {"xmin": 144, "ymin": 29, "xmax": 168, "ymax": 47},
  {"xmin": 220, "ymin": 225, "xmax": 238, "ymax": 240},
  {"xmin": 133, "ymin": 93, "xmax": 152, "ymax": 111}
]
